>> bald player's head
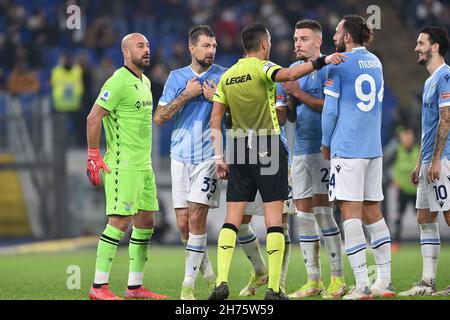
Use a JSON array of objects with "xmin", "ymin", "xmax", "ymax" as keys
[{"xmin": 121, "ymin": 33, "xmax": 150, "ymax": 70}]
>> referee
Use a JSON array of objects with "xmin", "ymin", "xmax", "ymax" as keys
[{"xmin": 208, "ymin": 24, "xmax": 345, "ymax": 300}]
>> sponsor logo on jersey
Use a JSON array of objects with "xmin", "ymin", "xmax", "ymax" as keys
[
  {"xmin": 135, "ymin": 100, "xmax": 152, "ymax": 109},
  {"xmin": 225, "ymin": 74, "xmax": 252, "ymax": 85}
]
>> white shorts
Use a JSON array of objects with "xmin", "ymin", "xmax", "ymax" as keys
[
  {"xmin": 291, "ymin": 153, "xmax": 330, "ymax": 199},
  {"xmin": 328, "ymin": 157, "xmax": 383, "ymax": 202},
  {"xmin": 171, "ymin": 159, "xmax": 221, "ymax": 209},
  {"xmin": 416, "ymin": 158, "xmax": 450, "ymax": 212},
  {"xmin": 244, "ymin": 175, "xmax": 295, "ymax": 216}
]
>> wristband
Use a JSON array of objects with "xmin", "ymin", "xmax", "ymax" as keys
[
  {"xmin": 213, "ymin": 154, "xmax": 223, "ymax": 160},
  {"xmin": 88, "ymin": 148, "xmax": 100, "ymax": 158},
  {"xmin": 312, "ymin": 56, "xmax": 327, "ymax": 70}
]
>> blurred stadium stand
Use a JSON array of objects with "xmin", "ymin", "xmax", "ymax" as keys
[{"xmin": 0, "ymin": 0, "xmax": 449, "ymax": 243}]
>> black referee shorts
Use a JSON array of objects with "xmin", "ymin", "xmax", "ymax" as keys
[{"xmin": 226, "ymin": 135, "xmax": 288, "ymax": 203}]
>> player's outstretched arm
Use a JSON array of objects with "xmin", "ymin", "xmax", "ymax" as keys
[
  {"xmin": 86, "ymin": 104, "xmax": 110, "ymax": 186},
  {"xmin": 154, "ymin": 77, "xmax": 202, "ymax": 125},
  {"xmin": 275, "ymin": 52, "xmax": 346, "ymax": 82}
]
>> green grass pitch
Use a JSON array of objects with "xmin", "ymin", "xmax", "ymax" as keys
[{"xmin": 1, "ymin": 244, "xmax": 449, "ymax": 300}]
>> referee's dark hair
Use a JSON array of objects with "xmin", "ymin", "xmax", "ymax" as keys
[
  {"xmin": 241, "ymin": 23, "xmax": 269, "ymax": 53},
  {"xmin": 342, "ymin": 15, "xmax": 374, "ymax": 45},
  {"xmin": 419, "ymin": 26, "xmax": 449, "ymax": 57},
  {"xmin": 189, "ymin": 25, "xmax": 215, "ymax": 45}
]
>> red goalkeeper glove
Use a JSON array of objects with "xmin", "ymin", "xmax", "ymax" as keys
[{"xmin": 87, "ymin": 148, "xmax": 110, "ymax": 186}]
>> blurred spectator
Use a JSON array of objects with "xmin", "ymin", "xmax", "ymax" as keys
[
  {"xmin": 272, "ymin": 38, "xmax": 294, "ymax": 67},
  {"xmin": 416, "ymin": 0, "xmax": 444, "ymax": 27},
  {"xmin": 7, "ymin": 60, "xmax": 40, "ymax": 96},
  {"xmin": 92, "ymin": 56, "xmax": 116, "ymax": 95},
  {"xmin": 260, "ymin": 0, "xmax": 290, "ymax": 39},
  {"xmin": 84, "ymin": 17, "xmax": 117, "ymax": 58},
  {"xmin": 391, "ymin": 128, "xmax": 419, "ymax": 251},
  {"xmin": 149, "ymin": 62, "xmax": 169, "ymax": 104},
  {"xmin": 214, "ymin": 7, "xmax": 240, "ymax": 41},
  {"xmin": 77, "ymin": 53, "xmax": 93, "ymax": 147},
  {"xmin": 50, "ymin": 52, "xmax": 84, "ymax": 146}
]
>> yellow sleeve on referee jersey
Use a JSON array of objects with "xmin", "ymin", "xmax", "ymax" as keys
[
  {"xmin": 261, "ymin": 60, "xmax": 282, "ymax": 82},
  {"xmin": 212, "ymin": 76, "xmax": 228, "ymax": 105}
]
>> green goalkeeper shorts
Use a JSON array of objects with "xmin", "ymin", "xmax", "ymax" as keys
[{"xmin": 103, "ymin": 169, "xmax": 159, "ymax": 215}]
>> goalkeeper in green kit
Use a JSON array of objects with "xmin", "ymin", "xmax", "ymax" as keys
[{"xmin": 86, "ymin": 33, "xmax": 167, "ymax": 300}]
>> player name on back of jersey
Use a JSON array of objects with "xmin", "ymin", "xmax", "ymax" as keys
[
  {"xmin": 358, "ymin": 59, "xmax": 381, "ymax": 69},
  {"xmin": 225, "ymin": 74, "xmax": 252, "ymax": 85}
]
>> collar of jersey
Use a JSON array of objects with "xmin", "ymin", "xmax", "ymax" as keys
[
  {"xmin": 123, "ymin": 65, "xmax": 142, "ymax": 79},
  {"xmin": 189, "ymin": 65, "xmax": 213, "ymax": 78},
  {"xmin": 350, "ymin": 46, "xmax": 366, "ymax": 52},
  {"xmin": 428, "ymin": 62, "xmax": 447, "ymax": 80}
]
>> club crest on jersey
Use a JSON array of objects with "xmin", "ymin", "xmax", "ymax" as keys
[{"xmin": 100, "ymin": 90, "xmax": 110, "ymax": 102}]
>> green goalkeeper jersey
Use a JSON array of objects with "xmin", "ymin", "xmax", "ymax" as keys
[
  {"xmin": 213, "ymin": 57, "xmax": 282, "ymax": 137},
  {"xmin": 95, "ymin": 66, "xmax": 153, "ymax": 171}
]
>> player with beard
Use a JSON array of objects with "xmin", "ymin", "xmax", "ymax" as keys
[
  {"xmin": 322, "ymin": 16, "xmax": 395, "ymax": 299},
  {"xmin": 400, "ymin": 26, "xmax": 450, "ymax": 297},
  {"xmin": 87, "ymin": 33, "xmax": 167, "ymax": 300},
  {"xmin": 154, "ymin": 25, "xmax": 226, "ymax": 300}
]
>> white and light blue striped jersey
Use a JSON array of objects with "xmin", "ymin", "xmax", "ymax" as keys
[
  {"xmin": 322, "ymin": 47, "xmax": 384, "ymax": 158},
  {"xmin": 159, "ymin": 64, "xmax": 227, "ymax": 163},
  {"xmin": 275, "ymin": 82, "xmax": 291, "ymax": 163},
  {"xmin": 420, "ymin": 63, "xmax": 450, "ymax": 163},
  {"xmin": 277, "ymin": 60, "xmax": 328, "ymax": 155}
]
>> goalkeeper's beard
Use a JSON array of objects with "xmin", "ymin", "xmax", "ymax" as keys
[{"xmin": 132, "ymin": 56, "xmax": 150, "ymax": 70}]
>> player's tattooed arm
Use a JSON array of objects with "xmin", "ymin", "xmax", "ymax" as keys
[
  {"xmin": 154, "ymin": 91, "xmax": 192, "ymax": 124},
  {"xmin": 433, "ymin": 106, "xmax": 450, "ymax": 161},
  {"xmin": 154, "ymin": 77, "xmax": 202, "ymax": 125},
  {"xmin": 428, "ymin": 106, "xmax": 450, "ymax": 183}
]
